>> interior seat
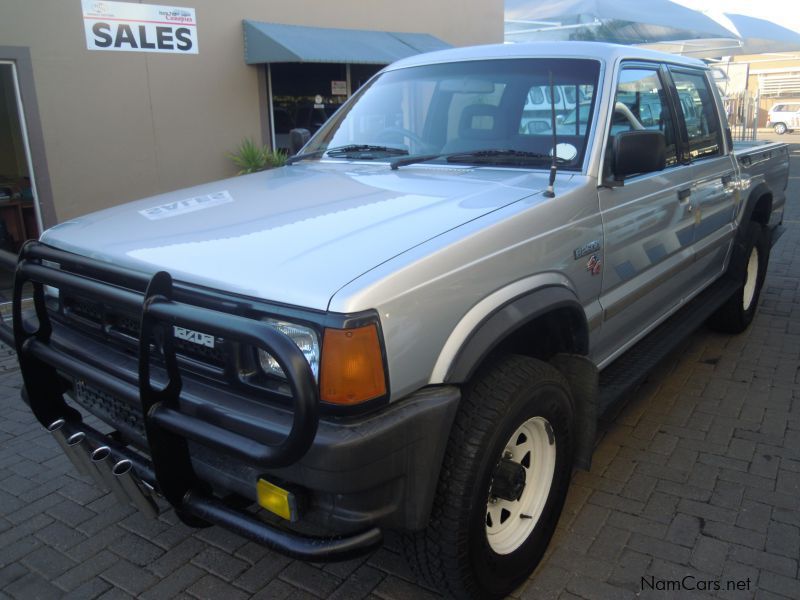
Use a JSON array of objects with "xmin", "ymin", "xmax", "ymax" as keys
[{"xmin": 442, "ymin": 104, "xmax": 509, "ymax": 153}]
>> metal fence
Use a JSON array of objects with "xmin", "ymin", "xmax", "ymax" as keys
[{"xmin": 726, "ymin": 91, "xmax": 760, "ymax": 141}]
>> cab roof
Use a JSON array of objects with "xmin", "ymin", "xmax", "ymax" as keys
[{"xmin": 386, "ymin": 41, "xmax": 707, "ymax": 72}]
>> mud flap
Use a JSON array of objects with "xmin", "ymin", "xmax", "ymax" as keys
[{"xmin": 551, "ymin": 353, "xmax": 598, "ymax": 471}]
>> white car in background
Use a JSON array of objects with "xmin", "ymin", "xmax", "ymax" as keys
[{"xmin": 767, "ymin": 102, "xmax": 800, "ymax": 134}]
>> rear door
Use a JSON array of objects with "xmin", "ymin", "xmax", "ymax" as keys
[
  {"xmin": 595, "ymin": 63, "xmax": 697, "ymax": 365},
  {"xmin": 667, "ymin": 67, "xmax": 738, "ymax": 285}
]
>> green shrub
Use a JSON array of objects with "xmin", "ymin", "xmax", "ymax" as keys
[
  {"xmin": 264, "ymin": 148, "xmax": 288, "ymax": 169},
  {"xmin": 228, "ymin": 139, "xmax": 288, "ymax": 175}
]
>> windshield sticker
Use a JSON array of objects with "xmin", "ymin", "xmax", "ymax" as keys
[{"xmin": 138, "ymin": 190, "xmax": 233, "ymax": 220}]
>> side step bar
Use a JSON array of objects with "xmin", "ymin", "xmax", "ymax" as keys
[{"xmin": 597, "ymin": 277, "xmax": 741, "ymax": 422}]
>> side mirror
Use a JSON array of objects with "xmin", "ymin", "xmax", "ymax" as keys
[
  {"xmin": 611, "ymin": 130, "xmax": 666, "ymax": 183},
  {"xmin": 289, "ymin": 128, "xmax": 311, "ymax": 155}
]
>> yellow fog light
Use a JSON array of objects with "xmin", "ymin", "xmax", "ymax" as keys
[{"xmin": 256, "ymin": 478, "xmax": 298, "ymax": 522}]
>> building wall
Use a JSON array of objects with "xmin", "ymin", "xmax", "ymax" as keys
[{"xmin": 0, "ymin": 0, "xmax": 503, "ymax": 223}]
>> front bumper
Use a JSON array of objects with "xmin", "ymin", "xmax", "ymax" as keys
[{"xmin": 8, "ymin": 241, "xmax": 460, "ymax": 561}]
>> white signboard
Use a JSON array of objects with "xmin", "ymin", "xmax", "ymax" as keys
[
  {"xmin": 82, "ymin": 1, "xmax": 198, "ymax": 54},
  {"xmin": 331, "ymin": 80, "xmax": 347, "ymax": 96}
]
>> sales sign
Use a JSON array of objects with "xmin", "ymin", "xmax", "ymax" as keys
[{"xmin": 82, "ymin": 1, "xmax": 199, "ymax": 54}]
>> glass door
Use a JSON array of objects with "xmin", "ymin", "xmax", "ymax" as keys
[{"xmin": 0, "ymin": 62, "xmax": 41, "ymax": 249}]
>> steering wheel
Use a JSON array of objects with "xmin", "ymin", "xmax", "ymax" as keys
[
  {"xmin": 613, "ymin": 102, "xmax": 645, "ymax": 131},
  {"xmin": 375, "ymin": 127, "xmax": 429, "ymax": 152}
]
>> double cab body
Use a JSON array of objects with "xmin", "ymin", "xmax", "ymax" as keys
[{"xmin": 8, "ymin": 42, "xmax": 789, "ymax": 598}]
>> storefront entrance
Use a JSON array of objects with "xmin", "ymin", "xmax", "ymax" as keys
[
  {"xmin": 0, "ymin": 62, "xmax": 40, "ymax": 253},
  {"xmin": 243, "ymin": 20, "xmax": 450, "ymax": 153},
  {"xmin": 0, "ymin": 61, "xmax": 42, "ymax": 299},
  {"xmin": 270, "ymin": 63, "xmax": 382, "ymax": 152}
]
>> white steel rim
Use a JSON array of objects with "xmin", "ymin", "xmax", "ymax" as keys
[
  {"xmin": 742, "ymin": 246, "xmax": 759, "ymax": 311},
  {"xmin": 486, "ymin": 416, "xmax": 556, "ymax": 555}
]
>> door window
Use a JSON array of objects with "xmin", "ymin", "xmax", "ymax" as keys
[
  {"xmin": 609, "ymin": 68, "xmax": 678, "ymax": 168},
  {"xmin": 669, "ymin": 70, "xmax": 722, "ymax": 160}
]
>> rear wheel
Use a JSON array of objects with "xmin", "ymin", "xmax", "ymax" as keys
[
  {"xmin": 404, "ymin": 355, "xmax": 574, "ymax": 599},
  {"xmin": 774, "ymin": 123, "xmax": 787, "ymax": 135},
  {"xmin": 708, "ymin": 221, "xmax": 769, "ymax": 333}
]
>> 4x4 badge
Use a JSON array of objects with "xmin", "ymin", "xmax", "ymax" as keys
[{"xmin": 586, "ymin": 254, "xmax": 602, "ymax": 276}]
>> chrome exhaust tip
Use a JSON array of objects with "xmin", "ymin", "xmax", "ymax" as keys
[
  {"xmin": 49, "ymin": 423, "xmax": 159, "ymax": 518},
  {"xmin": 89, "ymin": 446, "xmax": 129, "ymax": 504},
  {"xmin": 66, "ymin": 432, "xmax": 95, "ymax": 476},
  {"xmin": 47, "ymin": 419, "xmax": 91, "ymax": 476},
  {"xmin": 112, "ymin": 460, "xmax": 159, "ymax": 519}
]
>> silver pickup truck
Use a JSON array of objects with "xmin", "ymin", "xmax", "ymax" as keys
[{"xmin": 7, "ymin": 42, "xmax": 789, "ymax": 599}]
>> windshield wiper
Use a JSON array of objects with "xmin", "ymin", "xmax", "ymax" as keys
[
  {"xmin": 287, "ymin": 144, "xmax": 408, "ymax": 165},
  {"xmin": 326, "ymin": 144, "xmax": 408, "ymax": 158},
  {"xmin": 391, "ymin": 149, "xmax": 564, "ymax": 170}
]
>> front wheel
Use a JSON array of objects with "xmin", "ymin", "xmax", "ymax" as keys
[
  {"xmin": 404, "ymin": 355, "xmax": 574, "ymax": 599},
  {"xmin": 774, "ymin": 123, "xmax": 787, "ymax": 134}
]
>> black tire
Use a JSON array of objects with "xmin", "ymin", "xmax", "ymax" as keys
[
  {"xmin": 403, "ymin": 354, "xmax": 575, "ymax": 599},
  {"xmin": 774, "ymin": 123, "xmax": 787, "ymax": 135},
  {"xmin": 708, "ymin": 221, "xmax": 769, "ymax": 334}
]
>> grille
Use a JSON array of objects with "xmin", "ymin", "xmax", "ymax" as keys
[
  {"xmin": 67, "ymin": 297, "xmax": 104, "ymax": 322},
  {"xmin": 61, "ymin": 294, "xmax": 228, "ymax": 369}
]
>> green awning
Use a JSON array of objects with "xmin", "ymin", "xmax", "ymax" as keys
[{"xmin": 243, "ymin": 20, "xmax": 451, "ymax": 65}]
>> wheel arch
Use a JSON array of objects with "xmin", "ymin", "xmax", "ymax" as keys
[
  {"xmin": 443, "ymin": 285, "xmax": 590, "ymax": 384},
  {"xmin": 440, "ymin": 285, "xmax": 598, "ymax": 471},
  {"xmin": 730, "ymin": 184, "xmax": 773, "ymax": 275},
  {"xmin": 743, "ymin": 184, "xmax": 772, "ymax": 227}
]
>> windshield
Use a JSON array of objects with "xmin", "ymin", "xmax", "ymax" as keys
[{"xmin": 302, "ymin": 58, "xmax": 601, "ymax": 170}]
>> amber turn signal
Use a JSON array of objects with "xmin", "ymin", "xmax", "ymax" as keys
[{"xmin": 319, "ymin": 324, "xmax": 386, "ymax": 405}]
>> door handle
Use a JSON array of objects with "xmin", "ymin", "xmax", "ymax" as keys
[
  {"xmin": 721, "ymin": 174, "xmax": 736, "ymax": 193},
  {"xmin": 677, "ymin": 188, "xmax": 691, "ymax": 202}
]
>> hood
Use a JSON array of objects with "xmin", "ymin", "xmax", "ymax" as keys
[{"xmin": 42, "ymin": 162, "xmax": 549, "ymax": 310}]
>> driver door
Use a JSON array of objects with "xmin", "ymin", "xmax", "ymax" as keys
[{"xmin": 594, "ymin": 64, "xmax": 696, "ymax": 365}]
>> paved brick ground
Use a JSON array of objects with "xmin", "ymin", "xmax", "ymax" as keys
[{"xmin": 0, "ymin": 141, "xmax": 798, "ymax": 599}]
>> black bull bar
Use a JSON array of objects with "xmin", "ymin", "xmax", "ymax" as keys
[{"xmin": 0, "ymin": 241, "xmax": 382, "ymax": 561}]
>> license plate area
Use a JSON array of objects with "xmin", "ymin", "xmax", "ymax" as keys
[{"xmin": 73, "ymin": 379, "xmax": 146, "ymax": 441}]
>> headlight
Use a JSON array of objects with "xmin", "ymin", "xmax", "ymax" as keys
[{"xmin": 257, "ymin": 319, "xmax": 320, "ymax": 381}]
